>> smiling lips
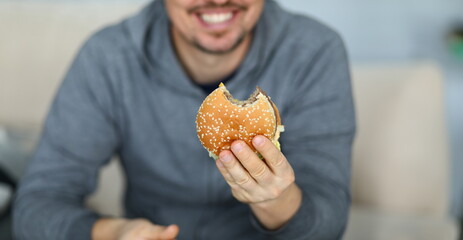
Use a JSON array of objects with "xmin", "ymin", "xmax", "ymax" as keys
[
  {"xmin": 194, "ymin": 8, "xmax": 241, "ymax": 30},
  {"xmin": 201, "ymin": 12, "xmax": 233, "ymax": 24}
]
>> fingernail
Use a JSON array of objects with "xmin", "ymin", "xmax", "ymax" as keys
[
  {"xmin": 216, "ymin": 159, "xmax": 224, "ymax": 167},
  {"xmin": 220, "ymin": 154, "xmax": 232, "ymax": 162},
  {"xmin": 232, "ymin": 142, "xmax": 243, "ymax": 152},
  {"xmin": 253, "ymin": 136, "xmax": 264, "ymax": 146}
]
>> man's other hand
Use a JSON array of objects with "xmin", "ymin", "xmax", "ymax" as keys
[{"xmin": 92, "ymin": 218, "xmax": 179, "ymax": 240}]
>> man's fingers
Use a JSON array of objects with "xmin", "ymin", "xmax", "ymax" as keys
[
  {"xmin": 252, "ymin": 135, "xmax": 289, "ymax": 176},
  {"xmin": 144, "ymin": 224, "xmax": 179, "ymax": 240},
  {"xmin": 230, "ymin": 140, "xmax": 272, "ymax": 183},
  {"xmin": 218, "ymin": 149, "xmax": 257, "ymax": 190},
  {"xmin": 158, "ymin": 224, "xmax": 179, "ymax": 239},
  {"xmin": 215, "ymin": 157, "xmax": 237, "ymax": 186}
]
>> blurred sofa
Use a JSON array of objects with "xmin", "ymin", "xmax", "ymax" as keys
[{"xmin": 0, "ymin": 1, "xmax": 459, "ymax": 239}]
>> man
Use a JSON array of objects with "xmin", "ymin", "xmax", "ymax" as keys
[{"xmin": 13, "ymin": 0, "xmax": 355, "ymax": 239}]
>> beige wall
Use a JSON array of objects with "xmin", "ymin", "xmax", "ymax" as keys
[{"xmin": 0, "ymin": 2, "xmax": 146, "ymax": 127}]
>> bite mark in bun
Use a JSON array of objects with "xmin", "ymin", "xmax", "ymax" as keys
[{"xmin": 196, "ymin": 83, "xmax": 284, "ymax": 159}]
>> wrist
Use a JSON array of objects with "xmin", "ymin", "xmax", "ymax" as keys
[
  {"xmin": 250, "ymin": 183, "xmax": 302, "ymax": 230},
  {"xmin": 252, "ymin": 182, "xmax": 301, "ymax": 209}
]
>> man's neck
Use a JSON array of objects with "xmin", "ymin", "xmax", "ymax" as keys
[{"xmin": 171, "ymin": 29, "xmax": 251, "ymax": 85}]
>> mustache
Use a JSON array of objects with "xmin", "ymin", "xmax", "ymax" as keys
[{"xmin": 187, "ymin": 3, "xmax": 248, "ymax": 14}]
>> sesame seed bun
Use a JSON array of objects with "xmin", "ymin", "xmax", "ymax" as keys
[{"xmin": 196, "ymin": 83, "xmax": 284, "ymax": 159}]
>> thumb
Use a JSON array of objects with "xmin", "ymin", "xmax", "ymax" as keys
[{"xmin": 158, "ymin": 224, "xmax": 180, "ymax": 239}]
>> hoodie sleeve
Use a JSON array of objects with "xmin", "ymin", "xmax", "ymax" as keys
[
  {"xmin": 250, "ymin": 34, "xmax": 356, "ymax": 240},
  {"xmin": 13, "ymin": 33, "xmax": 121, "ymax": 240}
]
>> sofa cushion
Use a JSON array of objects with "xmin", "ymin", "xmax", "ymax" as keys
[{"xmin": 351, "ymin": 62, "xmax": 450, "ymax": 216}]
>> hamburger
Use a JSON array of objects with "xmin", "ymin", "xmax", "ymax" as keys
[{"xmin": 196, "ymin": 83, "xmax": 284, "ymax": 159}]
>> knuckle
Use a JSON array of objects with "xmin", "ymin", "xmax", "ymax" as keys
[
  {"xmin": 277, "ymin": 174, "xmax": 294, "ymax": 187},
  {"xmin": 253, "ymin": 164, "xmax": 267, "ymax": 178},
  {"xmin": 225, "ymin": 158, "xmax": 238, "ymax": 168},
  {"xmin": 269, "ymin": 187, "xmax": 282, "ymax": 199},
  {"xmin": 240, "ymin": 150, "xmax": 253, "ymax": 163},
  {"xmin": 230, "ymin": 184, "xmax": 241, "ymax": 191},
  {"xmin": 230, "ymin": 186, "xmax": 239, "ymax": 196},
  {"xmin": 229, "ymin": 176, "xmax": 242, "ymax": 186},
  {"xmin": 231, "ymin": 188, "xmax": 248, "ymax": 202},
  {"xmin": 230, "ymin": 185, "xmax": 246, "ymax": 197},
  {"xmin": 283, "ymin": 168, "xmax": 296, "ymax": 183},
  {"xmin": 287, "ymin": 173, "xmax": 296, "ymax": 183},
  {"xmin": 272, "ymin": 156, "xmax": 285, "ymax": 167},
  {"xmin": 224, "ymin": 174, "xmax": 235, "ymax": 184},
  {"xmin": 236, "ymin": 175, "xmax": 251, "ymax": 186}
]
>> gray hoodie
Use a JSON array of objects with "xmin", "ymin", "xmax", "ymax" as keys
[{"xmin": 13, "ymin": 0, "xmax": 355, "ymax": 239}]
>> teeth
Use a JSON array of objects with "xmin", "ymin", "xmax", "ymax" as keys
[{"xmin": 200, "ymin": 12, "xmax": 233, "ymax": 24}]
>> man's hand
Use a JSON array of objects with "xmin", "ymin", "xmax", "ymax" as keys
[
  {"xmin": 92, "ymin": 218, "xmax": 179, "ymax": 240},
  {"xmin": 216, "ymin": 135, "xmax": 302, "ymax": 230}
]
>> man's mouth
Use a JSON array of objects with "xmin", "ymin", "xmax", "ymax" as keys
[
  {"xmin": 194, "ymin": 9, "xmax": 240, "ymax": 30},
  {"xmin": 200, "ymin": 12, "xmax": 234, "ymax": 24},
  {"xmin": 189, "ymin": 4, "xmax": 246, "ymax": 30}
]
